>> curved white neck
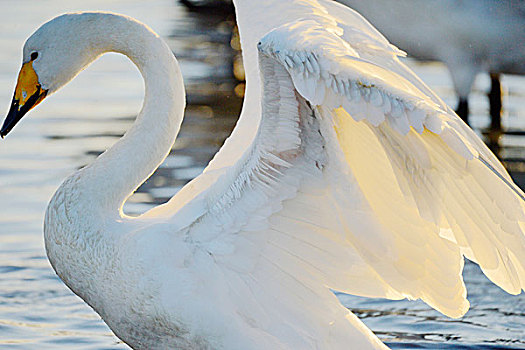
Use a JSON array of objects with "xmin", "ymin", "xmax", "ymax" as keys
[{"xmin": 71, "ymin": 14, "xmax": 185, "ymax": 216}]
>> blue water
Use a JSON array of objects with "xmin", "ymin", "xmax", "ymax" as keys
[{"xmin": 0, "ymin": 1, "xmax": 523, "ymax": 349}]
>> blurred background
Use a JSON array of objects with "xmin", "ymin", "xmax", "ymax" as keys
[{"xmin": 0, "ymin": 0, "xmax": 523, "ymax": 348}]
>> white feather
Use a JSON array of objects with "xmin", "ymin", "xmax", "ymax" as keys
[{"xmin": 12, "ymin": 2, "xmax": 523, "ymax": 349}]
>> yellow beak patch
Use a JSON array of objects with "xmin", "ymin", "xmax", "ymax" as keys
[
  {"xmin": 15, "ymin": 61, "xmax": 46, "ymax": 109},
  {"xmin": 1, "ymin": 61, "xmax": 48, "ymax": 137}
]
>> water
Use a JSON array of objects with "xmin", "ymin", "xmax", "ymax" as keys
[{"xmin": 0, "ymin": 1, "xmax": 523, "ymax": 349}]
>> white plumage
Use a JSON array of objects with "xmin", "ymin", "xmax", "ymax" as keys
[{"xmin": 2, "ymin": 1, "xmax": 524, "ymax": 349}]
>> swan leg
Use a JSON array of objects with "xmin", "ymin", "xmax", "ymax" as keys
[
  {"xmin": 455, "ymin": 98, "xmax": 469, "ymax": 124},
  {"xmin": 448, "ymin": 60, "xmax": 478, "ymax": 126},
  {"xmin": 488, "ymin": 73, "xmax": 502, "ymax": 131}
]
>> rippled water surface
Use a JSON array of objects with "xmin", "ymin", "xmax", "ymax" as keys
[{"xmin": 0, "ymin": 1, "xmax": 524, "ymax": 349}]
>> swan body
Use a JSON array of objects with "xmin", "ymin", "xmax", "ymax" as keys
[
  {"xmin": 336, "ymin": 0, "xmax": 525, "ymax": 123},
  {"xmin": 2, "ymin": 1, "xmax": 525, "ymax": 349}
]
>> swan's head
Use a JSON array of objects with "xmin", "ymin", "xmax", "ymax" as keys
[{"xmin": 1, "ymin": 13, "xmax": 109, "ymax": 137}]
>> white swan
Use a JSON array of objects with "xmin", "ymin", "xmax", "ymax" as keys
[
  {"xmin": 1, "ymin": 1, "xmax": 524, "ymax": 349},
  {"xmin": 336, "ymin": 0, "xmax": 525, "ymax": 126}
]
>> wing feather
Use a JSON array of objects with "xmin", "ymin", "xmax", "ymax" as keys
[
  {"xmin": 166, "ymin": 0, "xmax": 524, "ymax": 323},
  {"xmin": 250, "ymin": 1, "xmax": 525, "ymax": 316}
]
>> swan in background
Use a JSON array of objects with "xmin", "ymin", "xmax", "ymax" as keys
[
  {"xmin": 337, "ymin": 0, "xmax": 525, "ymax": 128},
  {"xmin": 1, "ymin": 0, "xmax": 524, "ymax": 348}
]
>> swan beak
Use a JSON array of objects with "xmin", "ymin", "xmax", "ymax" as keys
[{"xmin": 1, "ymin": 61, "xmax": 48, "ymax": 138}]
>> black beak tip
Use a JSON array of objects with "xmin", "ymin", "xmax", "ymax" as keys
[
  {"xmin": 0, "ymin": 124, "xmax": 8, "ymax": 138},
  {"xmin": 1, "ymin": 119, "xmax": 13, "ymax": 138},
  {"xmin": 1, "ymin": 87, "xmax": 47, "ymax": 139}
]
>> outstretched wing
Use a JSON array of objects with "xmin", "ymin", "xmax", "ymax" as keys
[{"xmin": 167, "ymin": 0, "xmax": 525, "ymax": 321}]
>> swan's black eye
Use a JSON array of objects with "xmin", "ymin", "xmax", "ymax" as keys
[{"xmin": 30, "ymin": 52, "xmax": 38, "ymax": 61}]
